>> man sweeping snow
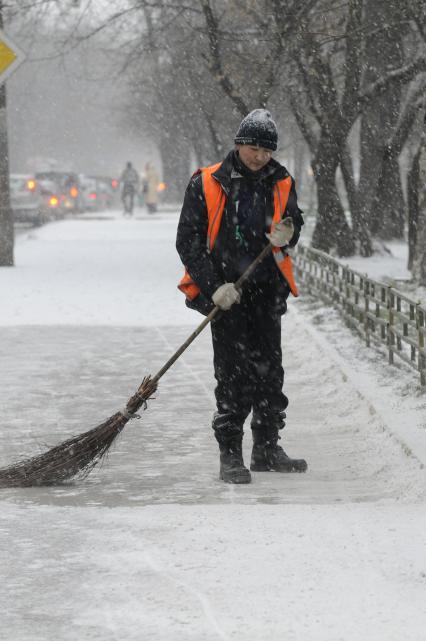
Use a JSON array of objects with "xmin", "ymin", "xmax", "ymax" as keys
[{"xmin": 176, "ymin": 109, "xmax": 307, "ymax": 484}]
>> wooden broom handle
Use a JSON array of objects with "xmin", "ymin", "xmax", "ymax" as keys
[{"xmin": 151, "ymin": 243, "xmax": 273, "ymax": 385}]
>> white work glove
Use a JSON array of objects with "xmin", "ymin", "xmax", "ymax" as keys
[
  {"xmin": 212, "ymin": 283, "xmax": 241, "ymax": 310},
  {"xmin": 266, "ymin": 217, "xmax": 294, "ymax": 247}
]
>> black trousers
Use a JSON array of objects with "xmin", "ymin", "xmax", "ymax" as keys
[{"xmin": 210, "ymin": 286, "xmax": 288, "ymax": 438}]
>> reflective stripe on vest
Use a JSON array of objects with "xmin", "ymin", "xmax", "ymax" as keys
[
  {"xmin": 178, "ymin": 162, "xmax": 299, "ymax": 300},
  {"xmin": 271, "ymin": 177, "xmax": 299, "ymax": 297},
  {"xmin": 203, "ymin": 162, "xmax": 225, "ymax": 251}
]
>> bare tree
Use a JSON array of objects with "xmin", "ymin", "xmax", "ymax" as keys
[
  {"xmin": 409, "ymin": 0, "xmax": 426, "ymax": 282},
  {"xmin": 357, "ymin": 0, "xmax": 407, "ymax": 241},
  {"xmin": 121, "ymin": 2, "xmax": 235, "ymax": 198},
  {"xmin": 370, "ymin": 83, "xmax": 425, "ymax": 239},
  {"xmin": 4, "ymin": 0, "xmax": 423, "ymax": 260},
  {"xmin": 280, "ymin": 0, "xmax": 425, "ymax": 256},
  {"xmin": 412, "ymin": 110, "xmax": 426, "ymax": 284},
  {"xmin": 340, "ymin": 0, "xmax": 425, "ymax": 249}
]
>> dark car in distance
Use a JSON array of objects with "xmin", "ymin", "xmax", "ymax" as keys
[
  {"xmin": 10, "ymin": 174, "xmax": 63, "ymax": 225},
  {"xmin": 35, "ymin": 171, "xmax": 82, "ymax": 213}
]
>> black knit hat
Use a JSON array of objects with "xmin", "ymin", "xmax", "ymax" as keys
[{"xmin": 234, "ymin": 109, "xmax": 278, "ymax": 151}]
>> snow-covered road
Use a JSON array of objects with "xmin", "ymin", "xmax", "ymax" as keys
[{"xmin": 0, "ymin": 210, "xmax": 425, "ymax": 641}]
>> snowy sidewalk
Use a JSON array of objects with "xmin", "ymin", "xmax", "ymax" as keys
[
  {"xmin": 0, "ymin": 321, "xmax": 423, "ymax": 507},
  {"xmin": 0, "ymin": 211, "xmax": 425, "ymax": 641}
]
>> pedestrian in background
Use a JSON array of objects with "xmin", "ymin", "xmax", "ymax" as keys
[
  {"xmin": 120, "ymin": 161, "xmax": 139, "ymax": 216},
  {"xmin": 176, "ymin": 109, "xmax": 307, "ymax": 484}
]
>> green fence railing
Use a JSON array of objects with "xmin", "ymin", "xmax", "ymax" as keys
[{"xmin": 293, "ymin": 244, "xmax": 426, "ymax": 387}]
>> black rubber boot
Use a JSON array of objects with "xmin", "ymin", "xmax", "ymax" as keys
[
  {"xmin": 212, "ymin": 413, "xmax": 251, "ymax": 484},
  {"xmin": 219, "ymin": 437, "xmax": 252, "ymax": 484},
  {"xmin": 250, "ymin": 427, "xmax": 307, "ymax": 473}
]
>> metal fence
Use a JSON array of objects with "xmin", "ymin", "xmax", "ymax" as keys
[{"xmin": 293, "ymin": 244, "xmax": 426, "ymax": 387}]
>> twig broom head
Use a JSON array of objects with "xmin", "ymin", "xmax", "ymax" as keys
[{"xmin": 0, "ymin": 377, "xmax": 157, "ymax": 488}]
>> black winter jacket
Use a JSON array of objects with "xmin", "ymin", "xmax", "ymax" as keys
[{"xmin": 176, "ymin": 150, "xmax": 304, "ymax": 315}]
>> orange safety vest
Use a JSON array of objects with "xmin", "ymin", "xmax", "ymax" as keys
[{"xmin": 178, "ymin": 162, "xmax": 299, "ymax": 301}]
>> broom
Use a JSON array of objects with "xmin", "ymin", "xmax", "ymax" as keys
[{"xmin": 0, "ymin": 241, "xmax": 277, "ymax": 488}]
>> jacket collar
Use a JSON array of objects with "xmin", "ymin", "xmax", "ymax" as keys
[{"xmin": 211, "ymin": 150, "xmax": 289, "ymax": 195}]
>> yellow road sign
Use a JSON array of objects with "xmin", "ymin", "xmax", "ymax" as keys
[{"xmin": 0, "ymin": 28, "xmax": 25, "ymax": 84}]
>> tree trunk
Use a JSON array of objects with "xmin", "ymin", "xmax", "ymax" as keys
[
  {"xmin": 0, "ymin": 86, "xmax": 14, "ymax": 267},
  {"xmin": 311, "ymin": 141, "xmax": 355, "ymax": 257},
  {"xmin": 407, "ymin": 146, "xmax": 420, "ymax": 270},
  {"xmin": 159, "ymin": 133, "xmax": 191, "ymax": 203},
  {"xmin": 0, "ymin": 3, "xmax": 14, "ymax": 266},
  {"xmin": 413, "ymin": 114, "xmax": 426, "ymax": 284},
  {"xmin": 340, "ymin": 145, "xmax": 373, "ymax": 256},
  {"xmin": 358, "ymin": 0, "xmax": 405, "ymax": 240},
  {"xmin": 293, "ymin": 136, "xmax": 305, "ymax": 196},
  {"xmin": 371, "ymin": 152, "xmax": 405, "ymax": 239}
]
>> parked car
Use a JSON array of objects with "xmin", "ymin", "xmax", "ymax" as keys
[
  {"xmin": 35, "ymin": 171, "xmax": 82, "ymax": 213},
  {"xmin": 9, "ymin": 174, "xmax": 62, "ymax": 225},
  {"xmin": 78, "ymin": 175, "xmax": 99, "ymax": 212},
  {"xmin": 77, "ymin": 175, "xmax": 118, "ymax": 212},
  {"xmin": 92, "ymin": 176, "xmax": 116, "ymax": 209},
  {"xmin": 37, "ymin": 177, "xmax": 65, "ymax": 219}
]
